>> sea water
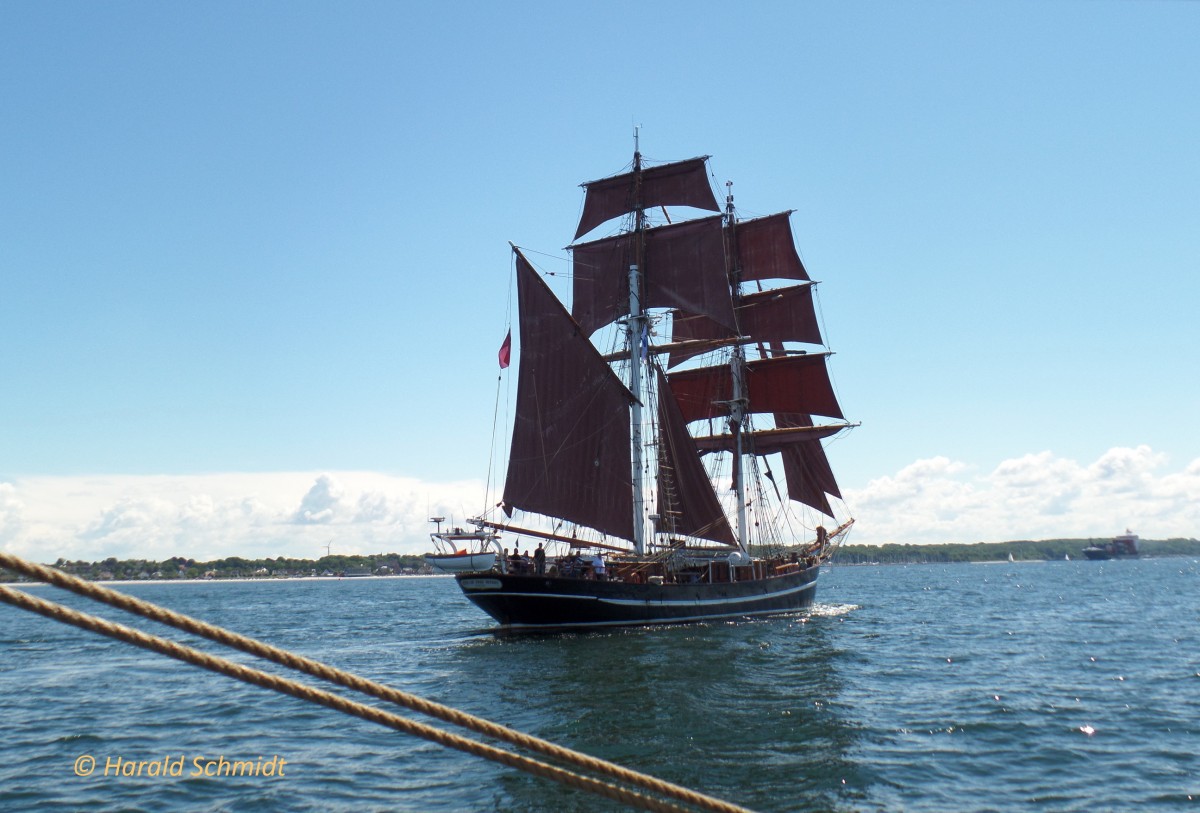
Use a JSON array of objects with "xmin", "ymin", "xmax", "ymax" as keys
[{"xmin": 1, "ymin": 558, "xmax": 1197, "ymax": 812}]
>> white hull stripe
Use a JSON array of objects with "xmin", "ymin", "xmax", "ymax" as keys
[{"xmin": 500, "ymin": 605, "xmax": 811, "ymax": 630}]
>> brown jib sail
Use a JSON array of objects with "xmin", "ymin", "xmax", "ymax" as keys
[
  {"xmin": 501, "ymin": 250, "xmax": 637, "ymax": 542},
  {"xmin": 654, "ymin": 367, "xmax": 736, "ymax": 546}
]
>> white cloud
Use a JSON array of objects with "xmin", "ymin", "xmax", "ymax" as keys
[
  {"xmin": 291, "ymin": 473, "xmax": 345, "ymax": 525},
  {"xmin": 845, "ymin": 445, "xmax": 1200, "ymax": 545},
  {"xmin": 1, "ymin": 448, "xmax": 1196, "ymax": 564},
  {"xmin": 0, "ymin": 483, "xmax": 25, "ymax": 543},
  {"xmin": 0, "ymin": 471, "xmax": 490, "ymax": 562}
]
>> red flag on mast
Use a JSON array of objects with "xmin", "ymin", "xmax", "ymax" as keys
[{"xmin": 498, "ymin": 329, "xmax": 511, "ymax": 369}]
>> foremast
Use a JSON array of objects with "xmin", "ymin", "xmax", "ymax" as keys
[
  {"xmin": 722, "ymin": 180, "xmax": 752, "ymax": 560},
  {"xmin": 627, "ymin": 143, "xmax": 648, "ymax": 555}
]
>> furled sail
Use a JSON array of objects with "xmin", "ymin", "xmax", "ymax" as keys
[
  {"xmin": 574, "ymin": 157, "xmax": 720, "ymax": 239},
  {"xmin": 667, "ymin": 353, "xmax": 845, "ymax": 424},
  {"xmin": 668, "ymin": 283, "xmax": 822, "ymax": 368},
  {"xmin": 571, "ymin": 215, "xmax": 737, "ymax": 337},
  {"xmin": 653, "ymin": 368, "xmax": 737, "ymax": 546},
  {"xmin": 693, "ymin": 423, "xmax": 843, "ymax": 455},
  {"xmin": 502, "ymin": 250, "xmax": 637, "ymax": 541}
]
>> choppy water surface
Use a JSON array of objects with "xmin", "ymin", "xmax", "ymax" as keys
[{"xmin": 1, "ymin": 558, "xmax": 1197, "ymax": 811}]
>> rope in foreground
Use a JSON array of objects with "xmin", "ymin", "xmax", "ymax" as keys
[{"xmin": 0, "ymin": 552, "xmax": 753, "ymax": 813}]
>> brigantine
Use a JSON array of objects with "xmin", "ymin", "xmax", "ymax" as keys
[{"xmin": 438, "ymin": 145, "xmax": 856, "ymax": 630}]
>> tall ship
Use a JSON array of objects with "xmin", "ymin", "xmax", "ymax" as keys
[{"xmin": 440, "ymin": 143, "xmax": 856, "ymax": 630}]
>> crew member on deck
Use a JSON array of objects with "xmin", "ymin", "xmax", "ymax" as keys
[{"xmin": 534, "ymin": 543, "xmax": 546, "ymax": 575}]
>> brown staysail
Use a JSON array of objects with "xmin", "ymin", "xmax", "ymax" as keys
[
  {"xmin": 775, "ymin": 413, "xmax": 843, "ymax": 517},
  {"xmin": 691, "ymin": 420, "xmax": 842, "ymax": 517},
  {"xmin": 574, "ymin": 157, "xmax": 719, "ymax": 239},
  {"xmin": 653, "ymin": 368, "xmax": 737, "ymax": 546},
  {"xmin": 501, "ymin": 250, "xmax": 637, "ymax": 541}
]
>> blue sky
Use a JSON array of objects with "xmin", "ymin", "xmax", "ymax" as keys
[{"xmin": 2, "ymin": 1, "xmax": 1197, "ymax": 560}]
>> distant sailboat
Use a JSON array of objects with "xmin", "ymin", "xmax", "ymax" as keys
[{"xmin": 435, "ymin": 143, "xmax": 856, "ymax": 630}]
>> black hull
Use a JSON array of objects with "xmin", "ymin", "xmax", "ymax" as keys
[{"xmin": 453, "ymin": 565, "xmax": 821, "ymax": 631}]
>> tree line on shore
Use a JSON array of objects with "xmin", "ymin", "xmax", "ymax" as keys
[
  {"xmin": 832, "ymin": 537, "xmax": 1200, "ymax": 564},
  {"xmin": 2, "ymin": 553, "xmax": 433, "ymax": 583}
]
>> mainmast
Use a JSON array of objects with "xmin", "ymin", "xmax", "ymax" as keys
[{"xmin": 628, "ymin": 134, "xmax": 647, "ymax": 554}]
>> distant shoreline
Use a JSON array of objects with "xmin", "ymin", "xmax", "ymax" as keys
[
  {"xmin": 8, "ymin": 538, "xmax": 1197, "ymax": 584},
  {"xmin": 830, "ymin": 554, "xmax": 1194, "ymax": 567},
  {"xmin": 3, "ymin": 551, "xmax": 436, "ymax": 585},
  {"xmin": 10, "ymin": 573, "xmax": 453, "ymax": 588},
  {"xmin": 833, "ymin": 537, "xmax": 1199, "ymax": 565}
]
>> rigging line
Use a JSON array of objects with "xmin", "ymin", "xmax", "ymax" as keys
[
  {"xmin": 809, "ymin": 282, "xmax": 850, "ymax": 419},
  {"xmin": 495, "ymin": 253, "xmax": 515, "ymax": 515},
  {"xmin": 0, "ymin": 555, "xmax": 753, "ymax": 813},
  {"xmin": 484, "ymin": 369, "xmax": 504, "ymax": 515},
  {"xmin": 811, "ymin": 279, "xmax": 835, "ymax": 353},
  {"xmin": 513, "ymin": 246, "xmax": 572, "ymax": 274},
  {"xmin": 478, "ymin": 250, "xmax": 519, "ymax": 519}
]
